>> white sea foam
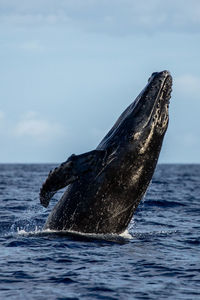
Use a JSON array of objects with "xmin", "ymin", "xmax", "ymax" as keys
[
  {"xmin": 17, "ymin": 226, "xmax": 133, "ymax": 242},
  {"xmin": 119, "ymin": 229, "xmax": 133, "ymax": 239},
  {"xmin": 17, "ymin": 226, "xmax": 42, "ymax": 236}
]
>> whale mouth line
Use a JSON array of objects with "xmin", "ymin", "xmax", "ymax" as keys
[
  {"xmin": 145, "ymin": 73, "xmax": 172, "ymax": 128},
  {"xmin": 160, "ymin": 74, "xmax": 173, "ymax": 105},
  {"xmin": 150, "ymin": 73, "xmax": 172, "ymax": 110}
]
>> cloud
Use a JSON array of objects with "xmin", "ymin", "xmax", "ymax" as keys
[
  {"xmin": 20, "ymin": 40, "xmax": 45, "ymax": 52},
  {"xmin": 0, "ymin": 110, "xmax": 6, "ymax": 132},
  {"xmin": 14, "ymin": 111, "xmax": 65, "ymax": 143},
  {"xmin": 182, "ymin": 132, "xmax": 199, "ymax": 147},
  {"xmin": 1, "ymin": 0, "xmax": 200, "ymax": 35},
  {"xmin": 0, "ymin": 110, "xmax": 69, "ymax": 162},
  {"xmin": 0, "ymin": 110, "xmax": 4, "ymax": 121},
  {"xmin": 175, "ymin": 74, "xmax": 200, "ymax": 97}
]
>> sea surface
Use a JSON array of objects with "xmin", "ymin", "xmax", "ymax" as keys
[{"xmin": 0, "ymin": 164, "xmax": 200, "ymax": 300}]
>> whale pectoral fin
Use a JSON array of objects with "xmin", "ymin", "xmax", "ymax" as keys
[{"xmin": 40, "ymin": 150, "xmax": 105, "ymax": 208}]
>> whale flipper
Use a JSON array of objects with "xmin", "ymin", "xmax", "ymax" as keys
[{"xmin": 40, "ymin": 150, "xmax": 105, "ymax": 207}]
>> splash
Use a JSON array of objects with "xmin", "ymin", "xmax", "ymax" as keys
[
  {"xmin": 17, "ymin": 226, "xmax": 133, "ymax": 243},
  {"xmin": 17, "ymin": 226, "xmax": 42, "ymax": 235},
  {"xmin": 119, "ymin": 229, "xmax": 133, "ymax": 239}
]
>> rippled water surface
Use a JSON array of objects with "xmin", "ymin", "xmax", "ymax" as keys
[{"xmin": 0, "ymin": 164, "xmax": 200, "ymax": 299}]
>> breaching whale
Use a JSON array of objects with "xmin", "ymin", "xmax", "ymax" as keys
[{"xmin": 40, "ymin": 70, "xmax": 172, "ymax": 234}]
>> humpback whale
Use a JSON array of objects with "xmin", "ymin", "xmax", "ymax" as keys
[{"xmin": 40, "ymin": 70, "xmax": 172, "ymax": 234}]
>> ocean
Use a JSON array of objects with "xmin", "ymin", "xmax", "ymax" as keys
[{"xmin": 0, "ymin": 164, "xmax": 200, "ymax": 299}]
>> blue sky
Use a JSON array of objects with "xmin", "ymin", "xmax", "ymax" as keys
[{"xmin": 0, "ymin": 0, "xmax": 200, "ymax": 163}]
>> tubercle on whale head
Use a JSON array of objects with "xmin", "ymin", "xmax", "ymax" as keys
[{"xmin": 130, "ymin": 70, "xmax": 172, "ymax": 141}]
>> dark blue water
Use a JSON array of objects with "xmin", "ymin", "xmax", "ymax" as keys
[{"xmin": 0, "ymin": 164, "xmax": 200, "ymax": 299}]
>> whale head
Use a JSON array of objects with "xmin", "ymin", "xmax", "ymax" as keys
[
  {"xmin": 97, "ymin": 70, "xmax": 172, "ymax": 155},
  {"xmin": 132, "ymin": 70, "xmax": 172, "ymax": 135}
]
